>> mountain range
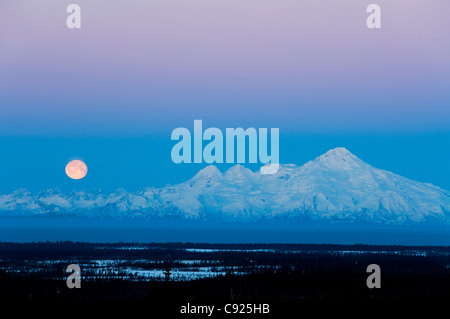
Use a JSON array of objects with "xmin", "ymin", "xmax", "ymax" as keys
[{"xmin": 1, "ymin": 148, "xmax": 449, "ymax": 225}]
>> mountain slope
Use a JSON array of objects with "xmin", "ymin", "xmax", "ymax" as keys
[{"xmin": 1, "ymin": 148, "xmax": 449, "ymax": 225}]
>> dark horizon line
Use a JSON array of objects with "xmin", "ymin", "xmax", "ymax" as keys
[{"xmin": 1, "ymin": 241, "xmax": 449, "ymax": 250}]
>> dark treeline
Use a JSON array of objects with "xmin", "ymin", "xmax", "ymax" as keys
[
  {"xmin": 2, "ymin": 241, "xmax": 450, "ymax": 250},
  {"xmin": 0, "ymin": 242, "xmax": 448, "ymax": 301},
  {"xmin": 0, "ymin": 242, "xmax": 449, "ymax": 270},
  {"xmin": 0, "ymin": 259, "xmax": 449, "ymax": 301},
  {"xmin": 1, "ymin": 241, "xmax": 449, "ymax": 257}
]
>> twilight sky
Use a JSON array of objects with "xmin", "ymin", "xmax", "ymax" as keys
[{"xmin": 0, "ymin": 1, "xmax": 449, "ymax": 192}]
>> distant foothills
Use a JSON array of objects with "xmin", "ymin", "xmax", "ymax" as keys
[{"xmin": 1, "ymin": 148, "xmax": 449, "ymax": 226}]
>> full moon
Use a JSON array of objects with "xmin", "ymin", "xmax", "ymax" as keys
[{"xmin": 65, "ymin": 160, "xmax": 88, "ymax": 180}]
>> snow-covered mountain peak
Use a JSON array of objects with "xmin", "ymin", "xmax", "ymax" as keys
[
  {"xmin": 325, "ymin": 147, "xmax": 353, "ymax": 157},
  {"xmin": 1, "ymin": 148, "xmax": 449, "ymax": 226},
  {"xmin": 38, "ymin": 188, "xmax": 64, "ymax": 196},
  {"xmin": 224, "ymin": 164, "xmax": 255, "ymax": 180},
  {"xmin": 187, "ymin": 165, "xmax": 223, "ymax": 189},
  {"xmin": 311, "ymin": 147, "xmax": 365, "ymax": 171},
  {"xmin": 111, "ymin": 188, "xmax": 129, "ymax": 195},
  {"xmin": 192, "ymin": 165, "xmax": 223, "ymax": 180}
]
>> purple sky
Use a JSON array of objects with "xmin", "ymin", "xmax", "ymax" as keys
[
  {"xmin": 1, "ymin": 0, "xmax": 449, "ymax": 136},
  {"xmin": 0, "ymin": 1, "xmax": 450, "ymax": 194}
]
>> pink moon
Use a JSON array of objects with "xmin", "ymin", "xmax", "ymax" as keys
[{"xmin": 65, "ymin": 160, "xmax": 88, "ymax": 180}]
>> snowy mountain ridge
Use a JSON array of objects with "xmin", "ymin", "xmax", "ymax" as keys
[{"xmin": 1, "ymin": 148, "xmax": 449, "ymax": 225}]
